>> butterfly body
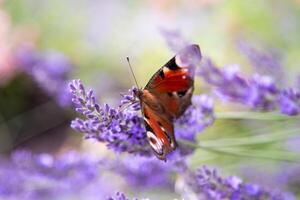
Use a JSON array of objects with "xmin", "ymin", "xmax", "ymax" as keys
[{"xmin": 134, "ymin": 44, "xmax": 202, "ymax": 160}]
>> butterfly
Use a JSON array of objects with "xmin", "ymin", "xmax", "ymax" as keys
[{"xmin": 133, "ymin": 44, "xmax": 202, "ymax": 160}]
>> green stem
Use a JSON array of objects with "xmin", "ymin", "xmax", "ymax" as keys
[
  {"xmin": 201, "ymin": 146, "xmax": 298, "ymax": 162},
  {"xmin": 216, "ymin": 111, "xmax": 296, "ymax": 120},
  {"xmin": 178, "ymin": 139, "xmax": 299, "ymax": 162},
  {"xmin": 198, "ymin": 128, "xmax": 299, "ymax": 148}
]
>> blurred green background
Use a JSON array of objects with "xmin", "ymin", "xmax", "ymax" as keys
[{"xmin": 5, "ymin": 0, "xmax": 300, "ymax": 84}]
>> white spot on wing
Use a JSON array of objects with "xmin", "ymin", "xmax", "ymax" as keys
[
  {"xmin": 172, "ymin": 92, "xmax": 178, "ymax": 97},
  {"xmin": 170, "ymin": 141, "xmax": 176, "ymax": 148},
  {"xmin": 147, "ymin": 131, "xmax": 163, "ymax": 154},
  {"xmin": 144, "ymin": 117, "xmax": 149, "ymax": 124},
  {"xmin": 159, "ymin": 125, "xmax": 166, "ymax": 133},
  {"xmin": 163, "ymin": 67, "xmax": 170, "ymax": 74},
  {"xmin": 187, "ymin": 87, "xmax": 193, "ymax": 95}
]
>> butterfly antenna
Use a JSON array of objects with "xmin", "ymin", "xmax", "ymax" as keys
[{"xmin": 126, "ymin": 57, "xmax": 140, "ymax": 89}]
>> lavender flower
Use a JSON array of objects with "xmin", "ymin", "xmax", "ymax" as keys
[
  {"xmin": 199, "ymin": 58, "xmax": 279, "ymax": 111},
  {"xmin": 114, "ymin": 155, "xmax": 174, "ymax": 190},
  {"xmin": 160, "ymin": 29, "xmax": 189, "ymax": 52},
  {"xmin": 176, "ymin": 95, "xmax": 214, "ymax": 142},
  {"xmin": 69, "ymin": 79, "xmax": 151, "ymax": 156},
  {"xmin": 10, "ymin": 150, "xmax": 103, "ymax": 190},
  {"xmin": 107, "ymin": 192, "xmax": 137, "ymax": 200},
  {"xmin": 278, "ymin": 88, "xmax": 300, "ymax": 116},
  {"xmin": 199, "ymin": 59, "xmax": 249, "ymax": 102},
  {"xmin": 246, "ymin": 74, "xmax": 278, "ymax": 110},
  {"xmin": 15, "ymin": 46, "xmax": 73, "ymax": 107},
  {"xmin": 120, "ymin": 87, "xmax": 141, "ymax": 111},
  {"xmin": 199, "ymin": 57, "xmax": 300, "ymax": 115},
  {"xmin": 237, "ymin": 40, "xmax": 283, "ymax": 82},
  {"xmin": 180, "ymin": 166, "xmax": 288, "ymax": 200},
  {"xmin": 0, "ymin": 150, "xmax": 116, "ymax": 200},
  {"xmin": 275, "ymin": 164, "xmax": 300, "ymax": 197}
]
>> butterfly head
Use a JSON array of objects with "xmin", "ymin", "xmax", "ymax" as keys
[{"xmin": 132, "ymin": 87, "xmax": 144, "ymax": 100}]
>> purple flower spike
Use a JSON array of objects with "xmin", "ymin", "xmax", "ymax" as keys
[
  {"xmin": 160, "ymin": 29, "xmax": 190, "ymax": 52},
  {"xmin": 246, "ymin": 74, "xmax": 278, "ymax": 110},
  {"xmin": 199, "ymin": 59, "xmax": 249, "ymax": 103},
  {"xmin": 237, "ymin": 40, "xmax": 283, "ymax": 80},
  {"xmin": 115, "ymin": 155, "xmax": 174, "ymax": 190},
  {"xmin": 0, "ymin": 150, "xmax": 117, "ymax": 199},
  {"xmin": 278, "ymin": 88, "xmax": 300, "ymax": 116},
  {"xmin": 69, "ymin": 79, "xmax": 151, "ymax": 156},
  {"xmin": 181, "ymin": 166, "xmax": 288, "ymax": 200},
  {"xmin": 107, "ymin": 192, "xmax": 138, "ymax": 200},
  {"xmin": 176, "ymin": 95, "xmax": 215, "ymax": 142},
  {"xmin": 69, "ymin": 79, "xmax": 99, "ymax": 118},
  {"xmin": 199, "ymin": 58, "xmax": 279, "ymax": 111},
  {"xmin": 15, "ymin": 46, "xmax": 73, "ymax": 107},
  {"xmin": 120, "ymin": 86, "xmax": 141, "ymax": 111}
]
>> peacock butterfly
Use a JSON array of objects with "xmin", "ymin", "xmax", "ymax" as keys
[{"xmin": 130, "ymin": 44, "xmax": 202, "ymax": 160}]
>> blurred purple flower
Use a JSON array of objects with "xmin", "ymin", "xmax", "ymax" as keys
[
  {"xmin": 199, "ymin": 58, "xmax": 279, "ymax": 111},
  {"xmin": 176, "ymin": 94, "xmax": 214, "ymax": 142},
  {"xmin": 114, "ymin": 155, "xmax": 174, "ymax": 190},
  {"xmin": 11, "ymin": 150, "xmax": 100, "ymax": 183},
  {"xmin": 0, "ymin": 150, "xmax": 117, "ymax": 200},
  {"xmin": 181, "ymin": 166, "xmax": 288, "ymax": 200},
  {"xmin": 107, "ymin": 192, "xmax": 137, "ymax": 200},
  {"xmin": 15, "ymin": 46, "xmax": 73, "ymax": 107},
  {"xmin": 247, "ymin": 74, "xmax": 278, "ymax": 110},
  {"xmin": 69, "ymin": 79, "xmax": 214, "ymax": 158},
  {"xmin": 199, "ymin": 59, "xmax": 249, "ymax": 103},
  {"xmin": 200, "ymin": 55, "xmax": 300, "ymax": 116},
  {"xmin": 160, "ymin": 29, "xmax": 189, "ymax": 52},
  {"xmin": 276, "ymin": 164, "xmax": 300, "ymax": 197},
  {"xmin": 278, "ymin": 88, "xmax": 300, "ymax": 116},
  {"xmin": 237, "ymin": 40, "xmax": 284, "ymax": 82}
]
